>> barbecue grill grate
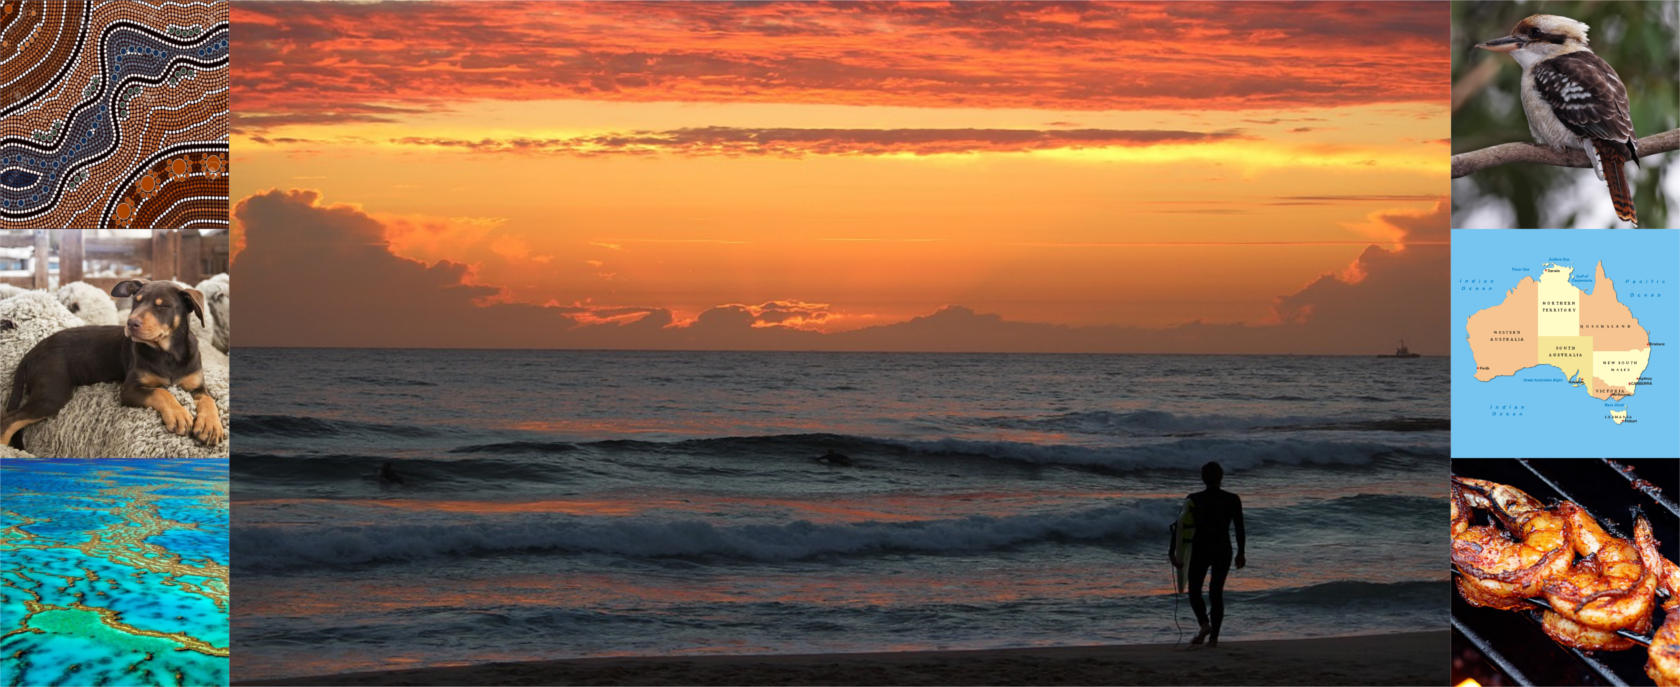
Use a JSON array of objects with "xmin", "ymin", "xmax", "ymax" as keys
[{"xmin": 1451, "ymin": 458, "xmax": 1678, "ymax": 687}]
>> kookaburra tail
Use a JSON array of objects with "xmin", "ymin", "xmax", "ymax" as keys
[{"xmin": 1477, "ymin": 14, "xmax": 1638, "ymax": 226}]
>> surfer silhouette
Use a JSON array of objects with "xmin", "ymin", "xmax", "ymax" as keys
[
  {"xmin": 378, "ymin": 461, "xmax": 405, "ymax": 487},
  {"xmin": 1168, "ymin": 461, "xmax": 1245, "ymax": 647},
  {"xmin": 816, "ymin": 449, "xmax": 853, "ymax": 467}
]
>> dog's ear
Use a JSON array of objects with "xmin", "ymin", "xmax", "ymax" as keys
[
  {"xmin": 181, "ymin": 288, "xmax": 206, "ymax": 325},
  {"xmin": 111, "ymin": 279, "xmax": 147, "ymax": 298}
]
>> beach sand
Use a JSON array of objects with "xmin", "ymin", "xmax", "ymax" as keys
[{"xmin": 241, "ymin": 631, "xmax": 1446, "ymax": 686}]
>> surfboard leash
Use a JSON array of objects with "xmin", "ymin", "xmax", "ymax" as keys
[{"xmin": 1171, "ymin": 568, "xmax": 1183, "ymax": 644}]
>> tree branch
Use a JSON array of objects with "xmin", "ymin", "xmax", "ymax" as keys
[{"xmin": 1451, "ymin": 128, "xmax": 1680, "ymax": 179}]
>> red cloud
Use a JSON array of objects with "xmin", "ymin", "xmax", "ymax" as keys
[
  {"xmin": 234, "ymin": 1, "xmax": 1447, "ymax": 129},
  {"xmin": 373, "ymin": 127, "xmax": 1247, "ymax": 157},
  {"xmin": 1271, "ymin": 201, "xmax": 1448, "ymax": 327},
  {"xmin": 693, "ymin": 301, "xmax": 837, "ymax": 330}
]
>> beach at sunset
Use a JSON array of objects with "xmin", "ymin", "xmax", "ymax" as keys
[
  {"xmin": 231, "ymin": 349, "xmax": 1448, "ymax": 680},
  {"xmin": 227, "ymin": 2, "xmax": 1453, "ymax": 683},
  {"xmin": 243, "ymin": 631, "xmax": 1445, "ymax": 686}
]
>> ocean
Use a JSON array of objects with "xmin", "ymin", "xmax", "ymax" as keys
[{"xmin": 229, "ymin": 348, "xmax": 1449, "ymax": 681}]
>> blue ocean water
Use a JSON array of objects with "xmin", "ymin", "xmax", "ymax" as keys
[
  {"xmin": 0, "ymin": 459, "xmax": 229, "ymax": 687},
  {"xmin": 1451, "ymin": 229, "xmax": 1679, "ymax": 458},
  {"xmin": 230, "ymin": 349, "xmax": 1448, "ymax": 681}
]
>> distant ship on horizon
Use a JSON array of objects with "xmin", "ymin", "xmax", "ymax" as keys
[{"xmin": 1378, "ymin": 339, "xmax": 1421, "ymax": 358}]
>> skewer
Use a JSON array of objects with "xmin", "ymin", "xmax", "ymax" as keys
[
  {"xmin": 1515, "ymin": 459, "xmax": 1632, "ymax": 537},
  {"xmin": 1453, "ymin": 615, "xmax": 1540, "ymax": 687},
  {"xmin": 1507, "ymin": 459, "xmax": 1676, "ymax": 607},
  {"xmin": 1601, "ymin": 458, "xmax": 1680, "ymax": 520},
  {"xmin": 1449, "ymin": 568, "xmax": 1655, "ymax": 647},
  {"xmin": 1453, "ymin": 462, "xmax": 1676, "ymax": 685}
]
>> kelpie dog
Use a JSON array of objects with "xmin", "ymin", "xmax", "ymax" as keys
[{"xmin": 1, "ymin": 279, "xmax": 224, "ymax": 448}]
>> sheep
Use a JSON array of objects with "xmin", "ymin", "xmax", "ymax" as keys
[
  {"xmin": 171, "ymin": 280, "xmax": 228, "ymax": 370},
  {"xmin": 0, "ymin": 291, "xmax": 230, "ymax": 458},
  {"xmin": 56, "ymin": 281, "xmax": 122, "ymax": 326},
  {"xmin": 195, "ymin": 273, "xmax": 229, "ymax": 354},
  {"xmin": 0, "ymin": 284, "xmax": 29, "ymax": 300},
  {"xmin": 0, "ymin": 292, "xmax": 89, "ymax": 387}
]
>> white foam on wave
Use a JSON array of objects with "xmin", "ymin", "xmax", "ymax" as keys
[
  {"xmin": 893, "ymin": 435, "xmax": 1435, "ymax": 472},
  {"xmin": 233, "ymin": 500, "xmax": 1181, "ymax": 573},
  {"xmin": 961, "ymin": 410, "xmax": 1448, "ymax": 438}
]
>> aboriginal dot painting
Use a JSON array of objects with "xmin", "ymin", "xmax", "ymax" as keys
[
  {"xmin": 1, "ymin": 459, "xmax": 229, "ymax": 687},
  {"xmin": 0, "ymin": 1, "xmax": 228, "ymax": 228}
]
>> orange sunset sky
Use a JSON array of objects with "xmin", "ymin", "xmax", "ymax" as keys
[{"xmin": 232, "ymin": 1, "xmax": 1450, "ymax": 353}]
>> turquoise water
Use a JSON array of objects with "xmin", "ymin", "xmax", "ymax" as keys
[
  {"xmin": 1451, "ymin": 229, "xmax": 1680, "ymax": 457},
  {"xmin": 1, "ymin": 459, "xmax": 228, "ymax": 687}
]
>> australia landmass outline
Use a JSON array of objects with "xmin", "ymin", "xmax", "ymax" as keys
[{"xmin": 1465, "ymin": 261, "xmax": 1650, "ymax": 425}]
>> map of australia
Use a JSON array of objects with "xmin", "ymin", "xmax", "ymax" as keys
[
  {"xmin": 1452, "ymin": 230, "xmax": 1675, "ymax": 459},
  {"xmin": 1466, "ymin": 262, "xmax": 1649, "ymax": 422}
]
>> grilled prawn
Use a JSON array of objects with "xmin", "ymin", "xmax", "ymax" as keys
[
  {"xmin": 1634, "ymin": 514, "xmax": 1680, "ymax": 687},
  {"xmin": 1451, "ymin": 477, "xmax": 1572, "ymax": 610},
  {"xmin": 1539, "ymin": 502, "xmax": 1656, "ymax": 650}
]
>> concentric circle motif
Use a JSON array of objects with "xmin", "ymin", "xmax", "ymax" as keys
[{"xmin": 1, "ymin": 0, "xmax": 228, "ymax": 228}]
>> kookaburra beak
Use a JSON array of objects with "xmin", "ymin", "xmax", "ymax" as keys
[{"xmin": 1476, "ymin": 35, "xmax": 1523, "ymax": 52}]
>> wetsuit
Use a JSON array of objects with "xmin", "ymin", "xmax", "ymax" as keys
[{"xmin": 1187, "ymin": 488, "xmax": 1243, "ymax": 639}]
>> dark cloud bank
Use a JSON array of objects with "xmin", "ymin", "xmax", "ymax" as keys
[{"xmin": 238, "ymin": 190, "xmax": 1447, "ymax": 355}]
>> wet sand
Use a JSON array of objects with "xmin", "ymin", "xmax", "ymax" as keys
[{"xmin": 241, "ymin": 630, "xmax": 1445, "ymax": 685}]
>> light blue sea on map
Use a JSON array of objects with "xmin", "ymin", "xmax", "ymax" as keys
[{"xmin": 1451, "ymin": 229, "xmax": 1679, "ymax": 458}]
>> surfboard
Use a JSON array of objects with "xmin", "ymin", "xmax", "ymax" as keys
[{"xmin": 1171, "ymin": 497, "xmax": 1196, "ymax": 593}]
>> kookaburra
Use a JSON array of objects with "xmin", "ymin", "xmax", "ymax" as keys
[{"xmin": 1477, "ymin": 14, "xmax": 1639, "ymax": 226}]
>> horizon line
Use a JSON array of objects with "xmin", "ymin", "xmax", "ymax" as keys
[{"xmin": 232, "ymin": 345, "xmax": 1446, "ymax": 357}]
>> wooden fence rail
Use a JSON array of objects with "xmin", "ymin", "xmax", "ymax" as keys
[{"xmin": 0, "ymin": 230, "xmax": 228, "ymax": 290}]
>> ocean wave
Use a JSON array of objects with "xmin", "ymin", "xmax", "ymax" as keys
[
  {"xmin": 234, "ymin": 414, "xmax": 452, "ymax": 438},
  {"xmin": 231, "ymin": 453, "xmax": 575, "ymax": 487},
  {"xmin": 236, "ymin": 606, "xmax": 709, "ymax": 646},
  {"xmin": 449, "ymin": 441, "xmax": 580, "ymax": 455},
  {"xmin": 580, "ymin": 433, "xmax": 907, "ymax": 459},
  {"xmin": 231, "ymin": 493, "xmax": 1442, "ymax": 573},
  {"xmin": 565, "ymin": 432, "xmax": 1442, "ymax": 473},
  {"xmin": 886, "ymin": 436, "xmax": 1441, "ymax": 474},
  {"xmin": 1289, "ymin": 493, "xmax": 1441, "ymax": 518},
  {"xmin": 964, "ymin": 410, "xmax": 1447, "ymax": 438},
  {"xmin": 232, "ymin": 501, "xmax": 1181, "ymax": 573},
  {"xmin": 1242, "ymin": 579, "xmax": 1444, "ymax": 608},
  {"xmin": 235, "ymin": 429, "xmax": 1441, "ymax": 494},
  {"xmin": 1284, "ymin": 418, "xmax": 1450, "ymax": 433},
  {"xmin": 340, "ymin": 374, "xmax": 438, "ymax": 387},
  {"xmin": 1251, "ymin": 494, "xmax": 1443, "ymax": 535},
  {"xmin": 237, "ymin": 407, "xmax": 1446, "ymax": 449}
]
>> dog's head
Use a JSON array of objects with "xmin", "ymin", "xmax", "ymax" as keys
[{"xmin": 111, "ymin": 279, "xmax": 205, "ymax": 349}]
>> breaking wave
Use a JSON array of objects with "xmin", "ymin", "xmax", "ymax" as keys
[
  {"xmin": 233, "ymin": 501, "xmax": 1181, "ymax": 572},
  {"xmin": 232, "ymin": 493, "xmax": 1439, "ymax": 573},
  {"xmin": 965, "ymin": 409, "xmax": 1447, "ymax": 437}
]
